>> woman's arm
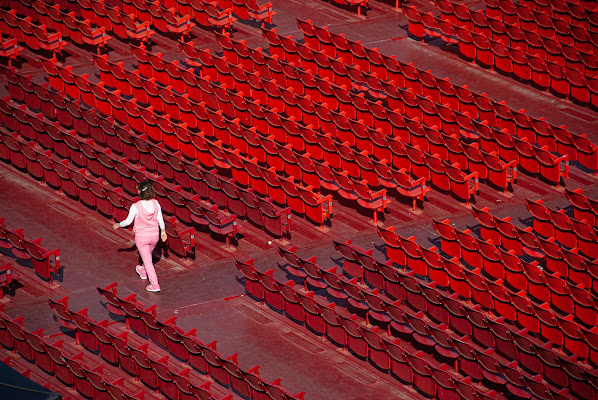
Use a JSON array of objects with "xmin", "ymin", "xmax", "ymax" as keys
[
  {"xmin": 157, "ymin": 203, "xmax": 167, "ymax": 242},
  {"xmin": 113, "ymin": 205, "xmax": 137, "ymax": 229}
]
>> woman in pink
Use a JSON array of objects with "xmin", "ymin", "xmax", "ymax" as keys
[{"xmin": 113, "ymin": 180, "xmax": 167, "ymax": 292}]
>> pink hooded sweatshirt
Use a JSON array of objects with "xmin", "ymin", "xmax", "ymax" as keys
[{"xmin": 119, "ymin": 199, "xmax": 165, "ymax": 237}]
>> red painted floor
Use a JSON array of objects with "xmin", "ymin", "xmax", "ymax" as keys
[{"xmin": 1, "ymin": 0, "xmax": 598, "ymax": 399}]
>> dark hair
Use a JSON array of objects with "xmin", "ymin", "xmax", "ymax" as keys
[{"xmin": 137, "ymin": 180, "xmax": 156, "ymax": 200}]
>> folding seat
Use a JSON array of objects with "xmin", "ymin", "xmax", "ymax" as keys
[
  {"xmin": 462, "ymin": 265, "xmax": 495, "ymax": 311},
  {"xmin": 403, "ymin": 350, "xmax": 437, "ymax": 397},
  {"xmin": 526, "ymin": 115, "xmax": 554, "ymax": 151},
  {"xmin": 522, "ymin": 53, "xmax": 551, "ymax": 91},
  {"xmin": 402, "ymin": 4, "xmax": 425, "ymax": 39},
  {"xmin": 256, "ymin": 197, "xmax": 291, "ymax": 238},
  {"xmin": 480, "ymin": 150, "xmax": 517, "ymax": 194},
  {"xmin": 361, "ymin": 289, "xmax": 393, "ymax": 330},
  {"xmin": 524, "ymin": 199, "xmax": 554, "ymax": 239},
  {"xmin": 20, "ymin": 326, "xmax": 56, "ymax": 375},
  {"xmin": 30, "ymin": 23, "xmax": 67, "ymax": 55},
  {"xmin": 529, "ymin": 303, "xmax": 565, "ymax": 348},
  {"xmin": 533, "ymin": 342, "xmax": 570, "ymax": 389},
  {"xmin": 551, "ymin": 126, "xmax": 578, "ymax": 165},
  {"xmin": 519, "ymin": 260, "xmax": 551, "ymax": 306},
  {"xmin": 295, "ymin": 290, "xmax": 326, "ymax": 335},
  {"xmin": 129, "ymin": 343, "xmax": 162, "ymax": 390},
  {"xmin": 429, "ymin": 219, "xmax": 458, "ymax": 260},
  {"xmin": 535, "ymin": 145, "xmax": 570, "ymax": 187},
  {"xmin": 332, "ymin": 312, "xmax": 369, "ymax": 359},
  {"xmin": 571, "ymin": 132, "xmax": 598, "ymax": 175},
  {"xmin": 544, "ymin": 59, "xmax": 572, "ymax": 99},
  {"xmin": 483, "ymin": 37, "xmax": 512, "ymax": 75},
  {"xmin": 558, "ymin": 313, "xmax": 591, "ymax": 361},
  {"xmin": 163, "ymin": 217, "xmax": 195, "ymax": 258},
  {"xmin": 417, "ymin": 10, "xmax": 441, "ymax": 41},
  {"xmin": 425, "ymin": 153, "xmax": 452, "ymax": 194},
  {"xmin": 377, "ymin": 165, "xmax": 428, "ymax": 212},
  {"xmin": 278, "ymin": 34, "xmax": 302, "ymax": 67},
  {"xmin": 1, "ymin": 128, "xmax": 28, "ymax": 171},
  {"xmin": 469, "ymin": 32, "xmax": 494, "ymax": 68},
  {"xmin": 120, "ymin": 10, "xmax": 155, "ymax": 43},
  {"xmin": 104, "ymin": 329, "xmax": 139, "ymax": 380},
  {"xmin": 68, "ymin": 307, "xmax": 100, "ymax": 352},
  {"xmin": 3, "ymin": 315, "xmax": 35, "ymax": 361},
  {"xmin": 565, "ymin": 188, "xmax": 595, "ymax": 225},
  {"xmin": 374, "ymin": 227, "xmax": 406, "ymax": 275},
  {"xmin": 560, "ymin": 356, "xmax": 595, "ymax": 400},
  {"xmin": 352, "ymin": 177, "xmax": 391, "ymax": 224},
  {"xmin": 444, "ymin": 163, "xmax": 478, "ymax": 205},
  {"xmin": 507, "ymin": 46, "xmax": 533, "ymax": 82},
  {"xmin": 462, "ymin": 303, "xmax": 496, "ymax": 350},
  {"xmin": 18, "ymin": 139, "xmax": 45, "ymax": 181},
  {"xmin": 233, "ymin": 258, "xmax": 267, "ymax": 302},
  {"xmin": 566, "ymin": 67, "xmax": 591, "ymax": 105},
  {"xmin": 470, "ymin": 205, "xmax": 500, "ymax": 245},
  {"xmin": 434, "ymin": 17, "xmax": 458, "ymax": 46},
  {"xmin": 451, "ymin": 24, "xmax": 476, "ymax": 62},
  {"xmin": 248, "ymin": 268, "xmax": 283, "ymax": 312},
  {"xmin": 330, "ymin": 239, "xmax": 364, "ymax": 282},
  {"xmin": 64, "ymin": 354, "xmax": 105, "ymax": 399},
  {"xmin": 570, "ymin": 219, "xmax": 598, "ymax": 258}
]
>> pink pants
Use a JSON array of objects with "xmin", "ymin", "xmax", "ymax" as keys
[{"xmin": 135, "ymin": 234, "xmax": 159, "ymax": 286}]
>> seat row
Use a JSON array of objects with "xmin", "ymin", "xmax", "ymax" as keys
[
  {"xmin": 183, "ymin": 38, "xmax": 546, "ymax": 198},
  {"xmin": 0, "ymin": 9, "xmax": 66, "ymax": 55},
  {"xmin": 525, "ymin": 198, "xmax": 598, "ymax": 257},
  {"xmin": 471, "ymin": 204, "xmax": 598, "ymax": 290},
  {"xmin": 314, "ymin": 240, "xmax": 598, "ymax": 399},
  {"xmin": 282, "ymin": 21, "xmax": 598, "ymax": 175},
  {"xmin": 0, "ymin": 84, "xmax": 327, "ymax": 239},
  {"xmin": 0, "ymin": 120, "xmax": 248, "ymax": 249},
  {"xmin": 96, "ymin": 282, "xmax": 305, "ymax": 400},
  {"xmin": 473, "ymin": 198, "xmax": 597, "ymax": 261},
  {"xmin": 565, "ymin": 187, "xmax": 598, "ymax": 226},
  {"xmin": 0, "ymin": 311, "xmax": 153, "ymax": 400},
  {"xmin": 431, "ymin": 215, "xmax": 597, "ymax": 311},
  {"xmin": 484, "ymin": 0, "xmax": 597, "ymax": 51},
  {"xmin": 32, "ymin": 0, "xmax": 235, "ymax": 38},
  {"xmin": 2, "ymin": 0, "xmax": 111, "ymax": 55},
  {"xmin": 440, "ymin": 0, "xmax": 598, "ymax": 54},
  {"xmin": 99, "ymin": 37, "xmax": 581, "ymax": 189},
  {"xmin": 30, "ymin": 57, "xmax": 410, "ymax": 219},
  {"xmin": 411, "ymin": 2, "xmax": 598, "ymax": 111},
  {"xmin": 376, "ymin": 225, "xmax": 598, "ymax": 363},
  {"xmin": 0, "ymin": 87, "xmax": 317, "ymax": 238},
  {"xmin": 95, "ymin": 41, "xmax": 564, "ymax": 206},
  {"xmin": 509, "ymin": 0, "xmax": 598, "ymax": 27},
  {"xmin": 0, "ymin": 216, "xmax": 60, "ymax": 285},
  {"xmin": 238, "ymin": 255, "xmax": 594, "ymax": 400},
  {"xmin": 438, "ymin": 212, "xmax": 598, "ymax": 299},
  {"xmin": 89, "ymin": 0, "xmax": 236, "ymax": 34},
  {"xmin": 48, "ymin": 295, "xmax": 243, "ymax": 400},
  {"xmin": 315, "ymin": 236, "xmax": 598, "ymax": 395}
]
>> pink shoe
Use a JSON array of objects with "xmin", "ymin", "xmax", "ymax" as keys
[
  {"xmin": 146, "ymin": 284, "xmax": 161, "ymax": 292},
  {"xmin": 136, "ymin": 265, "xmax": 147, "ymax": 280}
]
